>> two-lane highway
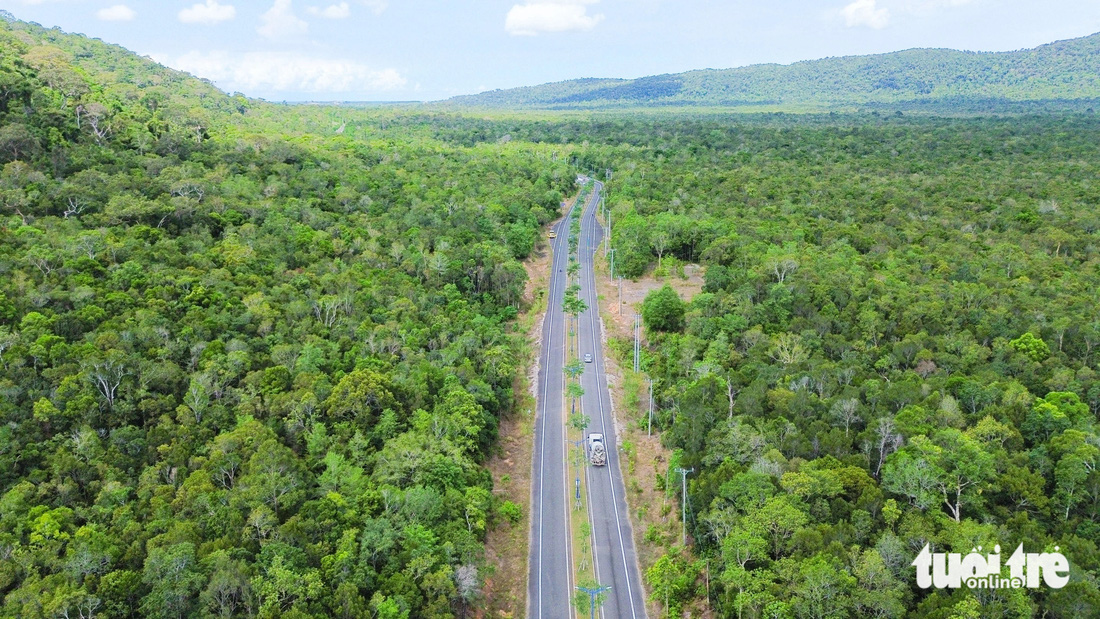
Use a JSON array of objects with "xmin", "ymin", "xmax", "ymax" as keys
[
  {"xmin": 577, "ymin": 181, "xmax": 647, "ymax": 618},
  {"xmin": 528, "ymin": 181, "xmax": 647, "ymax": 619}
]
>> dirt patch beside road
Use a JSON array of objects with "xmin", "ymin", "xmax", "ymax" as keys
[{"xmin": 601, "ymin": 262, "xmax": 704, "ymax": 332}]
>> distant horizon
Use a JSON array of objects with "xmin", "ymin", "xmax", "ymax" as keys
[
  {"xmin": 270, "ymin": 100, "xmax": 425, "ymax": 105},
  {"xmin": 5, "ymin": 0, "xmax": 1099, "ymax": 102},
  {"xmin": 212, "ymin": 28, "xmax": 1100, "ymax": 105}
]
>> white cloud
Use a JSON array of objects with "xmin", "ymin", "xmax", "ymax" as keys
[
  {"xmin": 912, "ymin": 0, "xmax": 974, "ymax": 7},
  {"xmin": 505, "ymin": 0, "xmax": 604, "ymax": 36},
  {"xmin": 900, "ymin": 0, "xmax": 975, "ymax": 14},
  {"xmin": 170, "ymin": 51, "xmax": 406, "ymax": 94},
  {"xmin": 360, "ymin": 0, "xmax": 387, "ymax": 14},
  {"xmin": 179, "ymin": 0, "xmax": 236, "ymax": 25},
  {"xmin": 841, "ymin": 0, "xmax": 890, "ymax": 29},
  {"xmin": 258, "ymin": 0, "xmax": 309, "ymax": 38},
  {"xmin": 307, "ymin": 2, "xmax": 351, "ymax": 18},
  {"xmin": 97, "ymin": 4, "xmax": 136, "ymax": 21}
]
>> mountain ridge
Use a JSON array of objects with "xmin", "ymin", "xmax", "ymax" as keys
[{"xmin": 444, "ymin": 32, "xmax": 1100, "ymax": 110}]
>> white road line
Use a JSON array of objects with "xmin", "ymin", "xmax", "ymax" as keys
[
  {"xmin": 581, "ymin": 191, "xmax": 605, "ymax": 618},
  {"xmin": 560, "ymin": 210, "xmax": 577, "ymax": 608},
  {"xmin": 534, "ymin": 208, "xmax": 577, "ymax": 618},
  {"xmin": 534, "ymin": 232, "xmax": 553, "ymax": 618},
  {"xmin": 536, "ymin": 215, "xmax": 562, "ymax": 617},
  {"xmin": 582, "ymin": 184, "xmax": 641, "ymax": 619}
]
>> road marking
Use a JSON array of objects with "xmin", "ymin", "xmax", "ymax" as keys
[
  {"xmin": 534, "ymin": 234, "xmax": 552, "ymax": 618},
  {"xmin": 581, "ymin": 184, "xmax": 642, "ymax": 619},
  {"xmin": 533, "ymin": 208, "xmax": 576, "ymax": 618}
]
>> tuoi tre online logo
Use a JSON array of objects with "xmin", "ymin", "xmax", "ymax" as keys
[{"xmin": 912, "ymin": 544, "xmax": 1070, "ymax": 590}]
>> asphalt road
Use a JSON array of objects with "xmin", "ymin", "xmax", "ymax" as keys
[
  {"xmin": 528, "ymin": 196, "xmax": 575, "ymax": 618},
  {"xmin": 529, "ymin": 181, "xmax": 647, "ymax": 618},
  {"xmin": 577, "ymin": 181, "xmax": 648, "ymax": 619}
]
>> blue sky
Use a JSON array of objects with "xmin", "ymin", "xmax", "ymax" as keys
[{"xmin": 4, "ymin": 0, "xmax": 1100, "ymax": 101}]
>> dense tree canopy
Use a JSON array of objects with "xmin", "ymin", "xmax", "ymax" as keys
[
  {"xmin": 0, "ymin": 18, "xmax": 574, "ymax": 619},
  {"xmin": 597, "ymin": 112, "xmax": 1100, "ymax": 616}
]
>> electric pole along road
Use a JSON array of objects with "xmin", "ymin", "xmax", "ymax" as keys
[{"xmin": 528, "ymin": 180, "xmax": 647, "ymax": 618}]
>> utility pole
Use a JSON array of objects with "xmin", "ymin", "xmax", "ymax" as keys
[
  {"xmin": 676, "ymin": 467, "xmax": 694, "ymax": 546},
  {"xmin": 647, "ymin": 379, "xmax": 654, "ymax": 436},
  {"xmin": 576, "ymin": 585, "xmax": 611, "ymax": 619},
  {"xmin": 604, "ymin": 219, "xmax": 609, "ymax": 258},
  {"xmin": 632, "ymin": 314, "xmax": 638, "ymax": 372},
  {"xmin": 618, "ymin": 276, "xmax": 622, "ymax": 315},
  {"xmin": 609, "ymin": 249, "xmax": 615, "ymax": 280},
  {"xmin": 603, "ymin": 197, "xmax": 609, "ymax": 258},
  {"xmin": 633, "ymin": 314, "xmax": 641, "ymax": 373}
]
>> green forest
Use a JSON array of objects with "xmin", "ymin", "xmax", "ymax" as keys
[
  {"xmin": 4, "ymin": 11, "xmax": 1100, "ymax": 619},
  {"xmin": 592, "ymin": 115, "xmax": 1100, "ymax": 617},
  {"xmin": 0, "ymin": 18, "xmax": 575, "ymax": 619},
  {"xmin": 446, "ymin": 31, "xmax": 1100, "ymax": 111}
]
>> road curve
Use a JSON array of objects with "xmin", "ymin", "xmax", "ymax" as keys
[{"xmin": 577, "ymin": 180, "xmax": 648, "ymax": 618}]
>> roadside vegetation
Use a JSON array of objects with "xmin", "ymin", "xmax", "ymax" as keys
[
  {"xmin": 596, "ymin": 113, "xmax": 1100, "ymax": 617},
  {"xmin": 0, "ymin": 18, "xmax": 575, "ymax": 619}
]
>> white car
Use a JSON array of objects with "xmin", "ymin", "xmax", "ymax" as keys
[{"xmin": 583, "ymin": 353, "xmax": 593, "ymax": 363}]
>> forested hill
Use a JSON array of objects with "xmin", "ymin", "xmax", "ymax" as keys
[
  {"xmin": 0, "ymin": 11, "xmax": 246, "ymax": 119},
  {"xmin": 445, "ymin": 31, "xmax": 1100, "ymax": 110},
  {"xmin": 0, "ymin": 15, "xmax": 575, "ymax": 618}
]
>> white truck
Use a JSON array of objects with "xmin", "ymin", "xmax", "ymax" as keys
[{"xmin": 587, "ymin": 433, "xmax": 607, "ymax": 466}]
